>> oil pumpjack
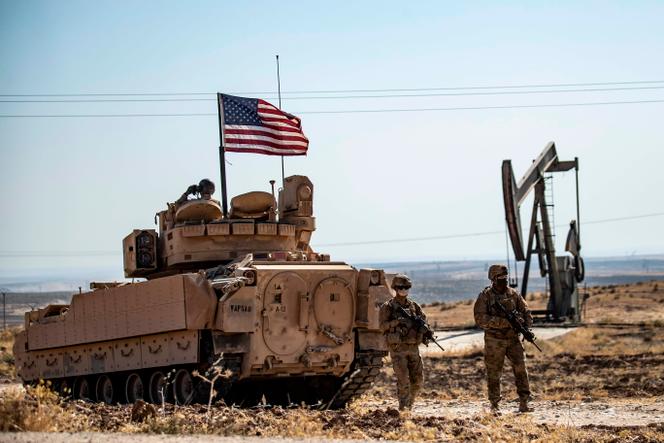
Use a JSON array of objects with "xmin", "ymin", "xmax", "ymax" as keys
[{"xmin": 502, "ymin": 142, "xmax": 584, "ymax": 322}]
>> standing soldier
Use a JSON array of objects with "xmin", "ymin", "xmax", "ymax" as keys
[
  {"xmin": 474, "ymin": 264, "xmax": 533, "ymax": 413},
  {"xmin": 379, "ymin": 274, "xmax": 426, "ymax": 411}
]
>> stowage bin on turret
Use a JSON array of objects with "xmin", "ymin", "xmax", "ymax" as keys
[{"xmin": 14, "ymin": 176, "xmax": 391, "ymax": 408}]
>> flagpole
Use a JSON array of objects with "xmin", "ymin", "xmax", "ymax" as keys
[
  {"xmin": 216, "ymin": 93, "xmax": 229, "ymax": 217},
  {"xmin": 276, "ymin": 55, "xmax": 285, "ymax": 187}
]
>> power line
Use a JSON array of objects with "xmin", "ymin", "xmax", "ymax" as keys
[
  {"xmin": 0, "ymin": 112, "xmax": 214, "ymax": 118},
  {"xmin": 317, "ymin": 230, "xmax": 505, "ymax": 247},
  {"xmin": 1, "ymin": 99, "xmax": 664, "ymax": 118},
  {"xmin": 0, "ymin": 251, "xmax": 120, "ymax": 257},
  {"xmin": 2, "ymin": 79, "xmax": 664, "ymax": 97},
  {"xmin": 301, "ymin": 99, "xmax": 664, "ymax": 114},
  {"xmin": 2, "ymin": 212, "xmax": 663, "ymax": 256},
  {"xmin": 581, "ymin": 212, "xmax": 664, "ymax": 225},
  {"xmin": 315, "ymin": 212, "xmax": 664, "ymax": 247},
  {"xmin": 2, "ymin": 85, "xmax": 664, "ymax": 103}
]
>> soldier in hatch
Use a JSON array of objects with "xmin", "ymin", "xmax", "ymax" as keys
[
  {"xmin": 474, "ymin": 264, "xmax": 533, "ymax": 413},
  {"xmin": 176, "ymin": 178, "xmax": 217, "ymax": 206},
  {"xmin": 379, "ymin": 274, "xmax": 427, "ymax": 411}
]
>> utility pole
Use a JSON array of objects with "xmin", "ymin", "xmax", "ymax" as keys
[{"xmin": 1, "ymin": 290, "xmax": 6, "ymax": 330}]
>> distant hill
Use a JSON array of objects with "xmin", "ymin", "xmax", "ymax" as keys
[{"xmin": 361, "ymin": 255, "xmax": 664, "ymax": 304}]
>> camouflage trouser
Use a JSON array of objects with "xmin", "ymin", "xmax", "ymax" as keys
[
  {"xmin": 390, "ymin": 347, "xmax": 423, "ymax": 409},
  {"xmin": 484, "ymin": 335, "xmax": 530, "ymax": 404}
]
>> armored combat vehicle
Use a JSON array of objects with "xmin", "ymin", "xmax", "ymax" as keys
[{"xmin": 13, "ymin": 176, "xmax": 392, "ymax": 407}]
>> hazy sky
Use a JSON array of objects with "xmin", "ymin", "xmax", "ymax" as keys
[{"xmin": 1, "ymin": 1, "xmax": 664, "ymax": 285}]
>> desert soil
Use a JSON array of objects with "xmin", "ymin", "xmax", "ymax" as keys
[
  {"xmin": 366, "ymin": 397, "xmax": 664, "ymax": 427},
  {"xmin": 0, "ymin": 433, "xmax": 396, "ymax": 443}
]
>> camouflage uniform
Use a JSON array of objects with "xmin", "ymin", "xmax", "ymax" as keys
[
  {"xmin": 473, "ymin": 265, "xmax": 533, "ymax": 411},
  {"xmin": 379, "ymin": 275, "xmax": 426, "ymax": 410}
]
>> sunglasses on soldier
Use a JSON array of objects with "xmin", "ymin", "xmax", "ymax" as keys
[{"xmin": 394, "ymin": 285, "xmax": 409, "ymax": 290}]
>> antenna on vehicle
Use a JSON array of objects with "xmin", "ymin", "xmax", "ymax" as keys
[{"xmin": 276, "ymin": 55, "xmax": 285, "ymax": 188}]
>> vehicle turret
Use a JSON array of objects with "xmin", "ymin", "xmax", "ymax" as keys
[{"xmin": 123, "ymin": 175, "xmax": 322, "ymax": 279}]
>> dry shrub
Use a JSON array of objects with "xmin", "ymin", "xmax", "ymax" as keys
[
  {"xmin": 0, "ymin": 352, "xmax": 15, "ymax": 379},
  {"xmin": 0, "ymin": 381, "xmax": 86, "ymax": 432},
  {"xmin": 439, "ymin": 303, "xmax": 455, "ymax": 311},
  {"xmin": 0, "ymin": 327, "xmax": 20, "ymax": 379},
  {"xmin": 544, "ymin": 326, "xmax": 664, "ymax": 356},
  {"xmin": 1, "ymin": 384, "xmax": 663, "ymax": 440},
  {"xmin": 444, "ymin": 344, "xmax": 484, "ymax": 358}
]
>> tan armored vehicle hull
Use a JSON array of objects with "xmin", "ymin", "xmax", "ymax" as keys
[{"xmin": 14, "ymin": 175, "xmax": 391, "ymax": 407}]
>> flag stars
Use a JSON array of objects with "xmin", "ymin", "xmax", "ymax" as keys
[{"xmin": 222, "ymin": 95, "xmax": 261, "ymax": 125}]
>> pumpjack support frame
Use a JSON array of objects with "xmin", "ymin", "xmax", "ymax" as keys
[{"xmin": 502, "ymin": 142, "xmax": 583, "ymax": 321}]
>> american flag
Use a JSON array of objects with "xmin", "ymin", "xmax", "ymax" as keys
[{"xmin": 219, "ymin": 93, "xmax": 309, "ymax": 156}]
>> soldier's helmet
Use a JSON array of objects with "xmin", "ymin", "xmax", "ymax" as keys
[
  {"xmin": 391, "ymin": 274, "xmax": 412, "ymax": 290},
  {"xmin": 198, "ymin": 179, "xmax": 215, "ymax": 197},
  {"xmin": 488, "ymin": 264, "xmax": 508, "ymax": 281}
]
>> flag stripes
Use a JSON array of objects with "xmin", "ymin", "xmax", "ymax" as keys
[{"xmin": 220, "ymin": 94, "xmax": 309, "ymax": 156}]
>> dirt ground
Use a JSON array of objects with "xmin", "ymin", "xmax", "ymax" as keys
[
  {"xmin": 367, "ymin": 397, "xmax": 664, "ymax": 427},
  {"xmin": 1, "ymin": 281, "xmax": 663, "ymax": 441},
  {"xmin": 0, "ymin": 433, "xmax": 398, "ymax": 443}
]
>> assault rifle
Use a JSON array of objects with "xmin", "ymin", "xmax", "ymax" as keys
[
  {"xmin": 493, "ymin": 300, "xmax": 542, "ymax": 352},
  {"xmin": 397, "ymin": 306, "xmax": 445, "ymax": 352}
]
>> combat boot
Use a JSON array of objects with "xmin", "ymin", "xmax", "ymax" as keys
[
  {"xmin": 518, "ymin": 398, "xmax": 532, "ymax": 413},
  {"xmin": 490, "ymin": 401, "xmax": 500, "ymax": 415},
  {"xmin": 408, "ymin": 394, "xmax": 417, "ymax": 410}
]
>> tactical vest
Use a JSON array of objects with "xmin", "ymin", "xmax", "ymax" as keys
[
  {"xmin": 482, "ymin": 286, "xmax": 520, "ymax": 339},
  {"xmin": 385, "ymin": 299, "xmax": 423, "ymax": 347},
  {"xmin": 486, "ymin": 288, "xmax": 518, "ymax": 317}
]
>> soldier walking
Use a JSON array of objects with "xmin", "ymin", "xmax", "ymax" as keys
[
  {"xmin": 379, "ymin": 274, "xmax": 427, "ymax": 411},
  {"xmin": 473, "ymin": 264, "xmax": 533, "ymax": 413}
]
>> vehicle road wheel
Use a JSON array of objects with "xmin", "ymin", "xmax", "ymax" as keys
[
  {"xmin": 148, "ymin": 371, "xmax": 167, "ymax": 404},
  {"xmin": 173, "ymin": 369, "xmax": 195, "ymax": 405},
  {"xmin": 96, "ymin": 375, "xmax": 114, "ymax": 404},
  {"xmin": 125, "ymin": 373, "xmax": 144, "ymax": 403},
  {"xmin": 73, "ymin": 377, "xmax": 91, "ymax": 400}
]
